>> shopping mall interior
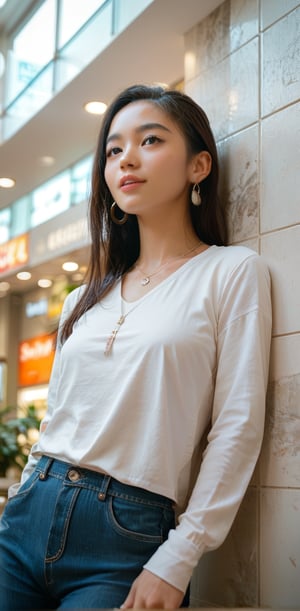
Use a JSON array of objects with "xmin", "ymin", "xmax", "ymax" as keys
[{"xmin": 0, "ymin": 0, "xmax": 299, "ymax": 607}]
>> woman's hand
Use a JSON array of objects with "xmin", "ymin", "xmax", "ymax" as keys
[{"xmin": 121, "ymin": 569, "xmax": 184, "ymax": 609}]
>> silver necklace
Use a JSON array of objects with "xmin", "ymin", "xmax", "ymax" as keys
[
  {"xmin": 104, "ymin": 243, "xmax": 203, "ymax": 355},
  {"xmin": 135, "ymin": 243, "xmax": 202, "ymax": 286}
]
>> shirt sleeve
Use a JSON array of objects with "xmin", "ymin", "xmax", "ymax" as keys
[
  {"xmin": 144, "ymin": 254, "xmax": 272, "ymax": 593},
  {"xmin": 8, "ymin": 289, "xmax": 79, "ymax": 498}
]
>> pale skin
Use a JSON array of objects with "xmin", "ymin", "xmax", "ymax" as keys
[{"xmin": 104, "ymin": 100, "xmax": 212, "ymax": 608}]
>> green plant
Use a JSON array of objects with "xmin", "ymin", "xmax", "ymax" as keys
[{"xmin": 0, "ymin": 404, "xmax": 41, "ymax": 477}]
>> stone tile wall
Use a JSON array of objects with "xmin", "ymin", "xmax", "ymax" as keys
[{"xmin": 184, "ymin": 1, "xmax": 300, "ymax": 607}]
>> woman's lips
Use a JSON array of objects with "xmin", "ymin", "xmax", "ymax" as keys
[
  {"xmin": 119, "ymin": 175, "xmax": 145, "ymax": 192},
  {"xmin": 120, "ymin": 181, "xmax": 144, "ymax": 192}
]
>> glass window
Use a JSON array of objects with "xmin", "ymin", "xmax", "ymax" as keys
[
  {"xmin": 0, "ymin": 207, "xmax": 11, "ymax": 244},
  {"xmin": 31, "ymin": 170, "xmax": 71, "ymax": 228},
  {"xmin": 3, "ymin": 63, "xmax": 54, "ymax": 141},
  {"xmin": 70, "ymin": 156, "xmax": 92, "ymax": 205},
  {"xmin": 11, "ymin": 196, "xmax": 31, "ymax": 238},
  {"xmin": 55, "ymin": 1, "xmax": 112, "ymax": 91},
  {"xmin": 6, "ymin": 0, "xmax": 56, "ymax": 105},
  {"xmin": 58, "ymin": 0, "xmax": 106, "ymax": 48}
]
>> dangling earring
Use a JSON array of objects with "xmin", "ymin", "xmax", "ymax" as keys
[
  {"xmin": 191, "ymin": 183, "xmax": 201, "ymax": 206},
  {"xmin": 110, "ymin": 201, "xmax": 128, "ymax": 225}
]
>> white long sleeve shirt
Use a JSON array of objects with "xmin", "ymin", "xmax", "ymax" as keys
[{"xmin": 14, "ymin": 245, "xmax": 271, "ymax": 592}]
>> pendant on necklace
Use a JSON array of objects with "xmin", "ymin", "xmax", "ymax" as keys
[
  {"xmin": 104, "ymin": 315, "xmax": 125, "ymax": 356},
  {"xmin": 141, "ymin": 277, "xmax": 150, "ymax": 286}
]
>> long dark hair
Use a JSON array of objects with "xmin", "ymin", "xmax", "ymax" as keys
[{"xmin": 61, "ymin": 84, "xmax": 227, "ymax": 342}]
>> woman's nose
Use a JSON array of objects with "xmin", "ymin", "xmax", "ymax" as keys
[{"xmin": 120, "ymin": 146, "xmax": 139, "ymax": 168}]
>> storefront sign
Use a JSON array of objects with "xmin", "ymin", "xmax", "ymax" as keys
[
  {"xmin": 0, "ymin": 233, "xmax": 29, "ymax": 275},
  {"xmin": 18, "ymin": 333, "xmax": 56, "ymax": 387},
  {"xmin": 47, "ymin": 218, "xmax": 87, "ymax": 251},
  {"xmin": 30, "ymin": 200, "xmax": 90, "ymax": 265}
]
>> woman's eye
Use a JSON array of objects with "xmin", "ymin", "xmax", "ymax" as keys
[
  {"xmin": 143, "ymin": 135, "xmax": 162, "ymax": 145},
  {"xmin": 106, "ymin": 146, "xmax": 122, "ymax": 157}
]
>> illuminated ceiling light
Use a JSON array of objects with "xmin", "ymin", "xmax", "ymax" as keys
[
  {"xmin": 38, "ymin": 278, "xmax": 53, "ymax": 288},
  {"xmin": 0, "ymin": 281, "xmax": 10, "ymax": 292},
  {"xmin": 16, "ymin": 271, "xmax": 32, "ymax": 280},
  {"xmin": 62, "ymin": 261, "xmax": 79, "ymax": 272},
  {"xmin": 0, "ymin": 0, "xmax": 8, "ymax": 8},
  {"xmin": 39, "ymin": 156, "xmax": 55, "ymax": 167},
  {"xmin": 0, "ymin": 177, "xmax": 15, "ymax": 188},
  {"xmin": 184, "ymin": 52, "xmax": 196, "ymax": 78},
  {"xmin": 84, "ymin": 101, "xmax": 107, "ymax": 115}
]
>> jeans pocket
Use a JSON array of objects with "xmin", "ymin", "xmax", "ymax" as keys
[
  {"xmin": 6, "ymin": 470, "xmax": 40, "ymax": 504},
  {"xmin": 107, "ymin": 495, "xmax": 173, "ymax": 543}
]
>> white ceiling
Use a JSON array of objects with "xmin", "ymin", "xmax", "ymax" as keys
[{"xmin": 0, "ymin": 0, "xmax": 223, "ymax": 295}]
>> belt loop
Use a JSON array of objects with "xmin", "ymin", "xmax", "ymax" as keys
[
  {"xmin": 38, "ymin": 456, "xmax": 54, "ymax": 480},
  {"xmin": 97, "ymin": 475, "xmax": 111, "ymax": 501}
]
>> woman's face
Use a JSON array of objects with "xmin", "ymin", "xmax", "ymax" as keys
[{"xmin": 104, "ymin": 100, "xmax": 196, "ymax": 219}]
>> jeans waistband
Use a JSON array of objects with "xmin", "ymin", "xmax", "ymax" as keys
[{"xmin": 36, "ymin": 455, "xmax": 173, "ymax": 509}]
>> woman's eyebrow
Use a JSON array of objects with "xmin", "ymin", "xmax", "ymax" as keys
[
  {"xmin": 136, "ymin": 122, "xmax": 172, "ymax": 134},
  {"xmin": 106, "ymin": 122, "xmax": 172, "ymax": 145}
]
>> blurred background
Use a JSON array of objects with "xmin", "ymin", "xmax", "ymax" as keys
[{"xmin": 0, "ymin": 1, "xmax": 299, "ymax": 608}]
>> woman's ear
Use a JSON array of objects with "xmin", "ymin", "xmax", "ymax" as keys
[{"xmin": 189, "ymin": 151, "xmax": 212, "ymax": 184}]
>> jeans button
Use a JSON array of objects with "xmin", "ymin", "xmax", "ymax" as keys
[{"xmin": 68, "ymin": 469, "xmax": 81, "ymax": 482}]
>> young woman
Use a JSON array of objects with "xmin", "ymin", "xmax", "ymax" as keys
[{"xmin": 0, "ymin": 84, "xmax": 272, "ymax": 609}]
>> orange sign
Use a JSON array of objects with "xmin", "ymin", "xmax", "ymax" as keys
[
  {"xmin": 0, "ymin": 233, "xmax": 29, "ymax": 274},
  {"xmin": 18, "ymin": 334, "xmax": 56, "ymax": 387}
]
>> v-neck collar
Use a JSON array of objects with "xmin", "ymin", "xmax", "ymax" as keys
[{"xmin": 121, "ymin": 245, "xmax": 217, "ymax": 305}]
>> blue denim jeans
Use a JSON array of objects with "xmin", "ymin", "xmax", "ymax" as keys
[{"xmin": 0, "ymin": 456, "xmax": 189, "ymax": 609}]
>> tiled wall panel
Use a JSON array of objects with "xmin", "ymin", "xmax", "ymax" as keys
[
  {"xmin": 261, "ymin": 0, "xmax": 300, "ymax": 29},
  {"xmin": 261, "ymin": 334, "xmax": 300, "ymax": 488},
  {"xmin": 261, "ymin": 226, "xmax": 300, "ymax": 336},
  {"xmin": 260, "ymin": 488, "xmax": 300, "ymax": 606},
  {"xmin": 186, "ymin": 38, "xmax": 259, "ymax": 141},
  {"xmin": 261, "ymin": 101, "xmax": 300, "ymax": 232},
  {"xmin": 184, "ymin": 0, "xmax": 258, "ymax": 79},
  {"xmin": 185, "ymin": 0, "xmax": 300, "ymax": 607},
  {"xmin": 262, "ymin": 7, "xmax": 300, "ymax": 116},
  {"xmin": 190, "ymin": 488, "xmax": 258, "ymax": 607},
  {"xmin": 218, "ymin": 125, "xmax": 259, "ymax": 243}
]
